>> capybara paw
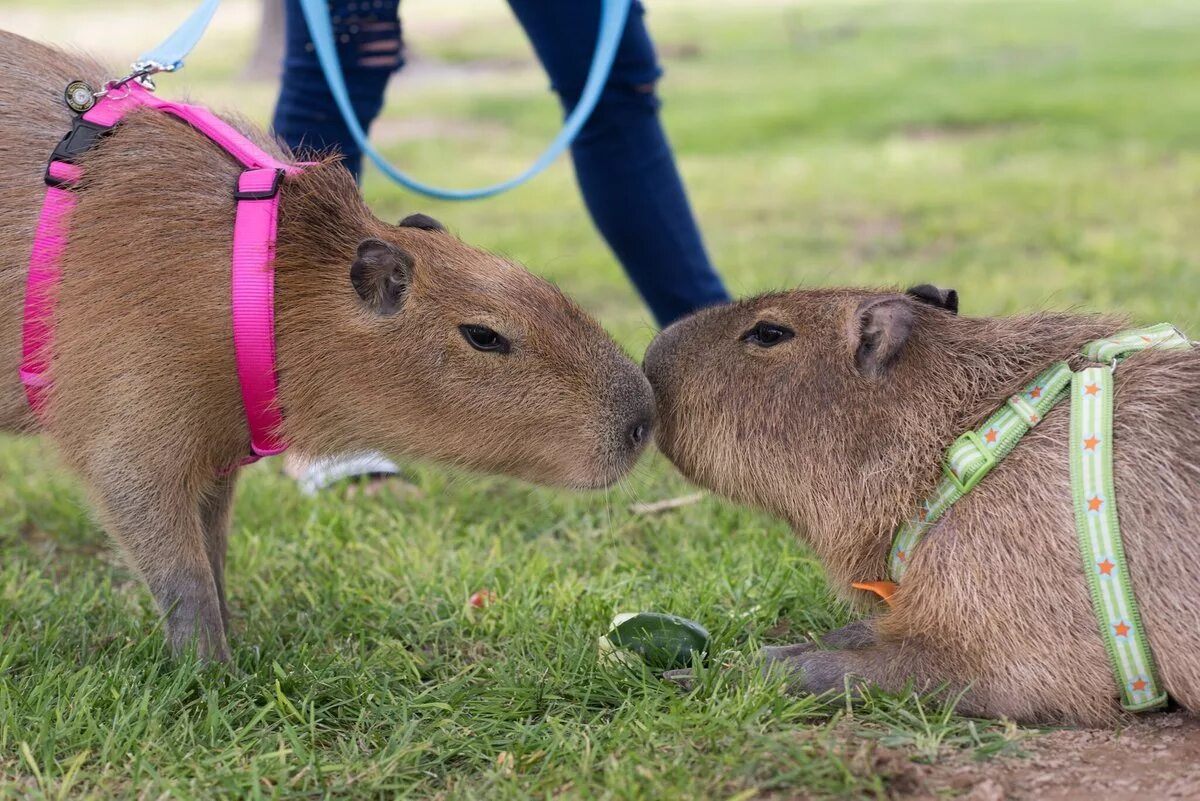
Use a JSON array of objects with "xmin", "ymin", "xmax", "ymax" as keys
[
  {"xmin": 761, "ymin": 649, "xmax": 858, "ymax": 696},
  {"xmin": 165, "ymin": 607, "xmax": 231, "ymax": 662},
  {"xmin": 167, "ymin": 628, "xmax": 231, "ymax": 663}
]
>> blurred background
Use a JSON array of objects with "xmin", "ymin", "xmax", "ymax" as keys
[{"xmin": 7, "ymin": 0, "xmax": 1198, "ymax": 349}]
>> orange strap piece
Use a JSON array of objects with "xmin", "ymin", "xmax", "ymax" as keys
[{"xmin": 852, "ymin": 581, "xmax": 898, "ymax": 606}]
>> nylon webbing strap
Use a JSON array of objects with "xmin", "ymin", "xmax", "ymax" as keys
[
  {"xmin": 1082, "ymin": 322, "xmax": 1192, "ymax": 362},
  {"xmin": 888, "ymin": 361, "xmax": 1073, "ymax": 580},
  {"xmin": 884, "ymin": 323, "xmax": 1193, "ymax": 712},
  {"xmin": 1069, "ymin": 365, "xmax": 1167, "ymax": 710}
]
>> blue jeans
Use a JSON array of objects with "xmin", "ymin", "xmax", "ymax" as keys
[{"xmin": 272, "ymin": 0, "xmax": 729, "ymax": 326}]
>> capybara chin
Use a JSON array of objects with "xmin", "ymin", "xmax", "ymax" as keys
[
  {"xmin": 644, "ymin": 287, "xmax": 1199, "ymax": 725},
  {"xmin": 0, "ymin": 30, "xmax": 654, "ymax": 661}
]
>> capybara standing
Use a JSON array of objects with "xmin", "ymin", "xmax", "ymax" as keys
[
  {"xmin": 644, "ymin": 286, "xmax": 1199, "ymax": 724},
  {"xmin": 0, "ymin": 31, "xmax": 654, "ymax": 661}
]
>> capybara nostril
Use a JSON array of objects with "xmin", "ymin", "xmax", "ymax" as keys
[{"xmin": 628, "ymin": 418, "xmax": 652, "ymax": 449}]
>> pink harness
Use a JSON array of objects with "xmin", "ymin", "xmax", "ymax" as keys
[{"xmin": 21, "ymin": 80, "xmax": 299, "ymax": 462}]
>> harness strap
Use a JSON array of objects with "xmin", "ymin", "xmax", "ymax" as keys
[
  {"xmin": 20, "ymin": 160, "xmax": 85, "ymax": 415},
  {"xmin": 878, "ymin": 323, "xmax": 1191, "ymax": 711},
  {"xmin": 1069, "ymin": 364, "xmax": 1167, "ymax": 710},
  {"xmin": 21, "ymin": 80, "xmax": 301, "ymax": 463},
  {"xmin": 888, "ymin": 361, "xmax": 1074, "ymax": 580},
  {"xmin": 232, "ymin": 168, "xmax": 288, "ymax": 458}
]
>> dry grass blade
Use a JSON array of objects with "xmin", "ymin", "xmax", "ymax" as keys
[{"xmin": 630, "ymin": 492, "xmax": 705, "ymax": 515}]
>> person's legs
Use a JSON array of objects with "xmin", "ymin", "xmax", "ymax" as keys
[
  {"xmin": 272, "ymin": 0, "xmax": 404, "ymax": 179},
  {"xmin": 506, "ymin": 0, "xmax": 729, "ymax": 326}
]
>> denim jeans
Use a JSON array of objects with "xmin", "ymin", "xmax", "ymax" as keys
[{"xmin": 272, "ymin": 0, "xmax": 729, "ymax": 325}]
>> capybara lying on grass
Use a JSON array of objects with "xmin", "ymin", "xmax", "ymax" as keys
[
  {"xmin": 0, "ymin": 31, "xmax": 653, "ymax": 661},
  {"xmin": 644, "ymin": 285, "xmax": 1198, "ymax": 724}
]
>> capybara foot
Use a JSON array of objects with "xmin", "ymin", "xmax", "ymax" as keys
[
  {"xmin": 760, "ymin": 648, "xmax": 860, "ymax": 696},
  {"xmin": 157, "ymin": 571, "xmax": 231, "ymax": 662}
]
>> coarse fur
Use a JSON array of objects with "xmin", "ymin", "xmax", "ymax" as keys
[
  {"xmin": 0, "ymin": 31, "xmax": 654, "ymax": 660},
  {"xmin": 644, "ymin": 287, "xmax": 1200, "ymax": 725}
]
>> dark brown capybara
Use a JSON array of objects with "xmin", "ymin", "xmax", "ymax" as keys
[
  {"xmin": 0, "ymin": 31, "xmax": 654, "ymax": 661},
  {"xmin": 643, "ymin": 285, "xmax": 1198, "ymax": 725}
]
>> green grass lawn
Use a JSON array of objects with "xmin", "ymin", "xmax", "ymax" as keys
[{"xmin": 3, "ymin": 0, "xmax": 1199, "ymax": 797}]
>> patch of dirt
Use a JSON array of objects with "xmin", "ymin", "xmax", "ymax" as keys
[
  {"xmin": 898, "ymin": 122, "xmax": 1030, "ymax": 143},
  {"xmin": 789, "ymin": 23, "xmax": 863, "ymax": 50},
  {"xmin": 658, "ymin": 41, "xmax": 704, "ymax": 61},
  {"xmin": 917, "ymin": 713, "xmax": 1200, "ymax": 801},
  {"xmin": 798, "ymin": 713, "xmax": 1199, "ymax": 801},
  {"xmin": 792, "ymin": 713, "xmax": 1200, "ymax": 799}
]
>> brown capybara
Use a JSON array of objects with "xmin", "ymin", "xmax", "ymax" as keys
[
  {"xmin": 644, "ymin": 286, "xmax": 1199, "ymax": 725},
  {"xmin": 0, "ymin": 31, "xmax": 654, "ymax": 661}
]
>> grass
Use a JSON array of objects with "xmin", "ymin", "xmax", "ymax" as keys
[{"xmin": 2, "ymin": 0, "xmax": 1198, "ymax": 797}]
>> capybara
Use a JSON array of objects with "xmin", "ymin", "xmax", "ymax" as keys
[
  {"xmin": 0, "ymin": 31, "xmax": 654, "ymax": 660},
  {"xmin": 644, "ymin": 286, "xmax": 1199, "ymax": 724}
]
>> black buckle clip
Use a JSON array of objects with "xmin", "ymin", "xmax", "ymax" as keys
[
  {"xmin": 44, "ymin": 117, "xmax": 114, "ymax": 188},
  {"xmin": 234, "ymin": 168, "xmax": 286, "ymax": 201}
]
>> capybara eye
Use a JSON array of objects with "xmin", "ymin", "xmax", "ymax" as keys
[
  {"xmin": 741, "ymin": 322, "xmax": 795, "ymax": 348},
  {"xmin": 460, "ymin": 324, "xmax": 511, "ymax": 354}
]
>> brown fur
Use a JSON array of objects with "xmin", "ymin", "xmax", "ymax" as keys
[
  {"xmin": 644, "ymin": 287, "xmax": 1200, "ymax": 725},
  {"xmin": 0, "ymin": 31, "xmax": 653, "ymax": 660}
]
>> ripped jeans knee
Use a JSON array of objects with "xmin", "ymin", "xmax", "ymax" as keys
[
  {"xmin": 275, "ymin": 0, "xmax": 405, "ymax": 176},
  {"xmin": 325, "ymin": 3, "xmax": 404, "ymax": 71}
]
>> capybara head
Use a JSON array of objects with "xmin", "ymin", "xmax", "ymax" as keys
[
  {"xmin": 643, "ymin": 285, "xmax": 1115, "ymax": 582},
  {"xmin": 276, "ymin": 172, "xmax": 654, "ymax": 489},
  {"xmin": 643, "ymin": 288, "xmax": 933, "ymax": 519}
]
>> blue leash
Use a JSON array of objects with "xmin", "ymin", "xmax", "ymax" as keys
[
  {"xmin": 134, "ymin": 0, "xmax": 222, "ymax": 74},
  {"xmin": 138, "ymin": 0, "xmax": 633, "ymax": 201}
]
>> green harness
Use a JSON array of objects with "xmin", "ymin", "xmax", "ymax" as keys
[{"xmin": 887, "ymin": 323, "xmax": 1193, "ymax": 711}]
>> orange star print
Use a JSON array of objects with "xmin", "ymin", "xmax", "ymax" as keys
[{"xmin": 1088, "ymin": 496, "xmax": 1104, "ymax": 512}]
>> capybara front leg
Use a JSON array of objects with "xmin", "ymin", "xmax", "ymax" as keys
[
  {"xmin": 199, "ymin": 474, "xmax": 237, "ymax": 634},
  {"xmin": 763, "ymin": 641, "xmax": 980, "ymax": 712},
  {"xmin": 92, "ymin": 475, "xmax": 230, "ymax": 661}
]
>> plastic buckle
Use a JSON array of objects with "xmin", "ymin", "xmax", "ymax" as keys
[
  {"xmin": 234, "ymin": 168, "xmax": 285, "ymax": 200},
  {"xmin": 43, "ymin": 118, "xmax": 114, "ymax": 188},
  {"xmin": 942, "ymin": 431, "xmax": 998, "ymax": 494},
  {"xmin": 50, "ymin": 117, "xmax": 114, "ymax": 164}
]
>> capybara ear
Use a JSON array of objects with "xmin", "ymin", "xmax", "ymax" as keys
[
  {"xmin": 350, "ymin": 238, "xmax": 413, "ymax": 315},
  {"xmin": 853, "ymin": 297, "xmax": 914, "ymax": 377},
  {"xmin": 905, "ymin": 283, "xmax": 959, "ymax": 314},
  {"xmin": 397, "ymin": 213, "xmax": 445, "ymax": 232}
]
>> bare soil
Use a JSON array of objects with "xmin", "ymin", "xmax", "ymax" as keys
[{"xmin": 881, "ymin": 713, "xmax": 1200, "ymax": 800}]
